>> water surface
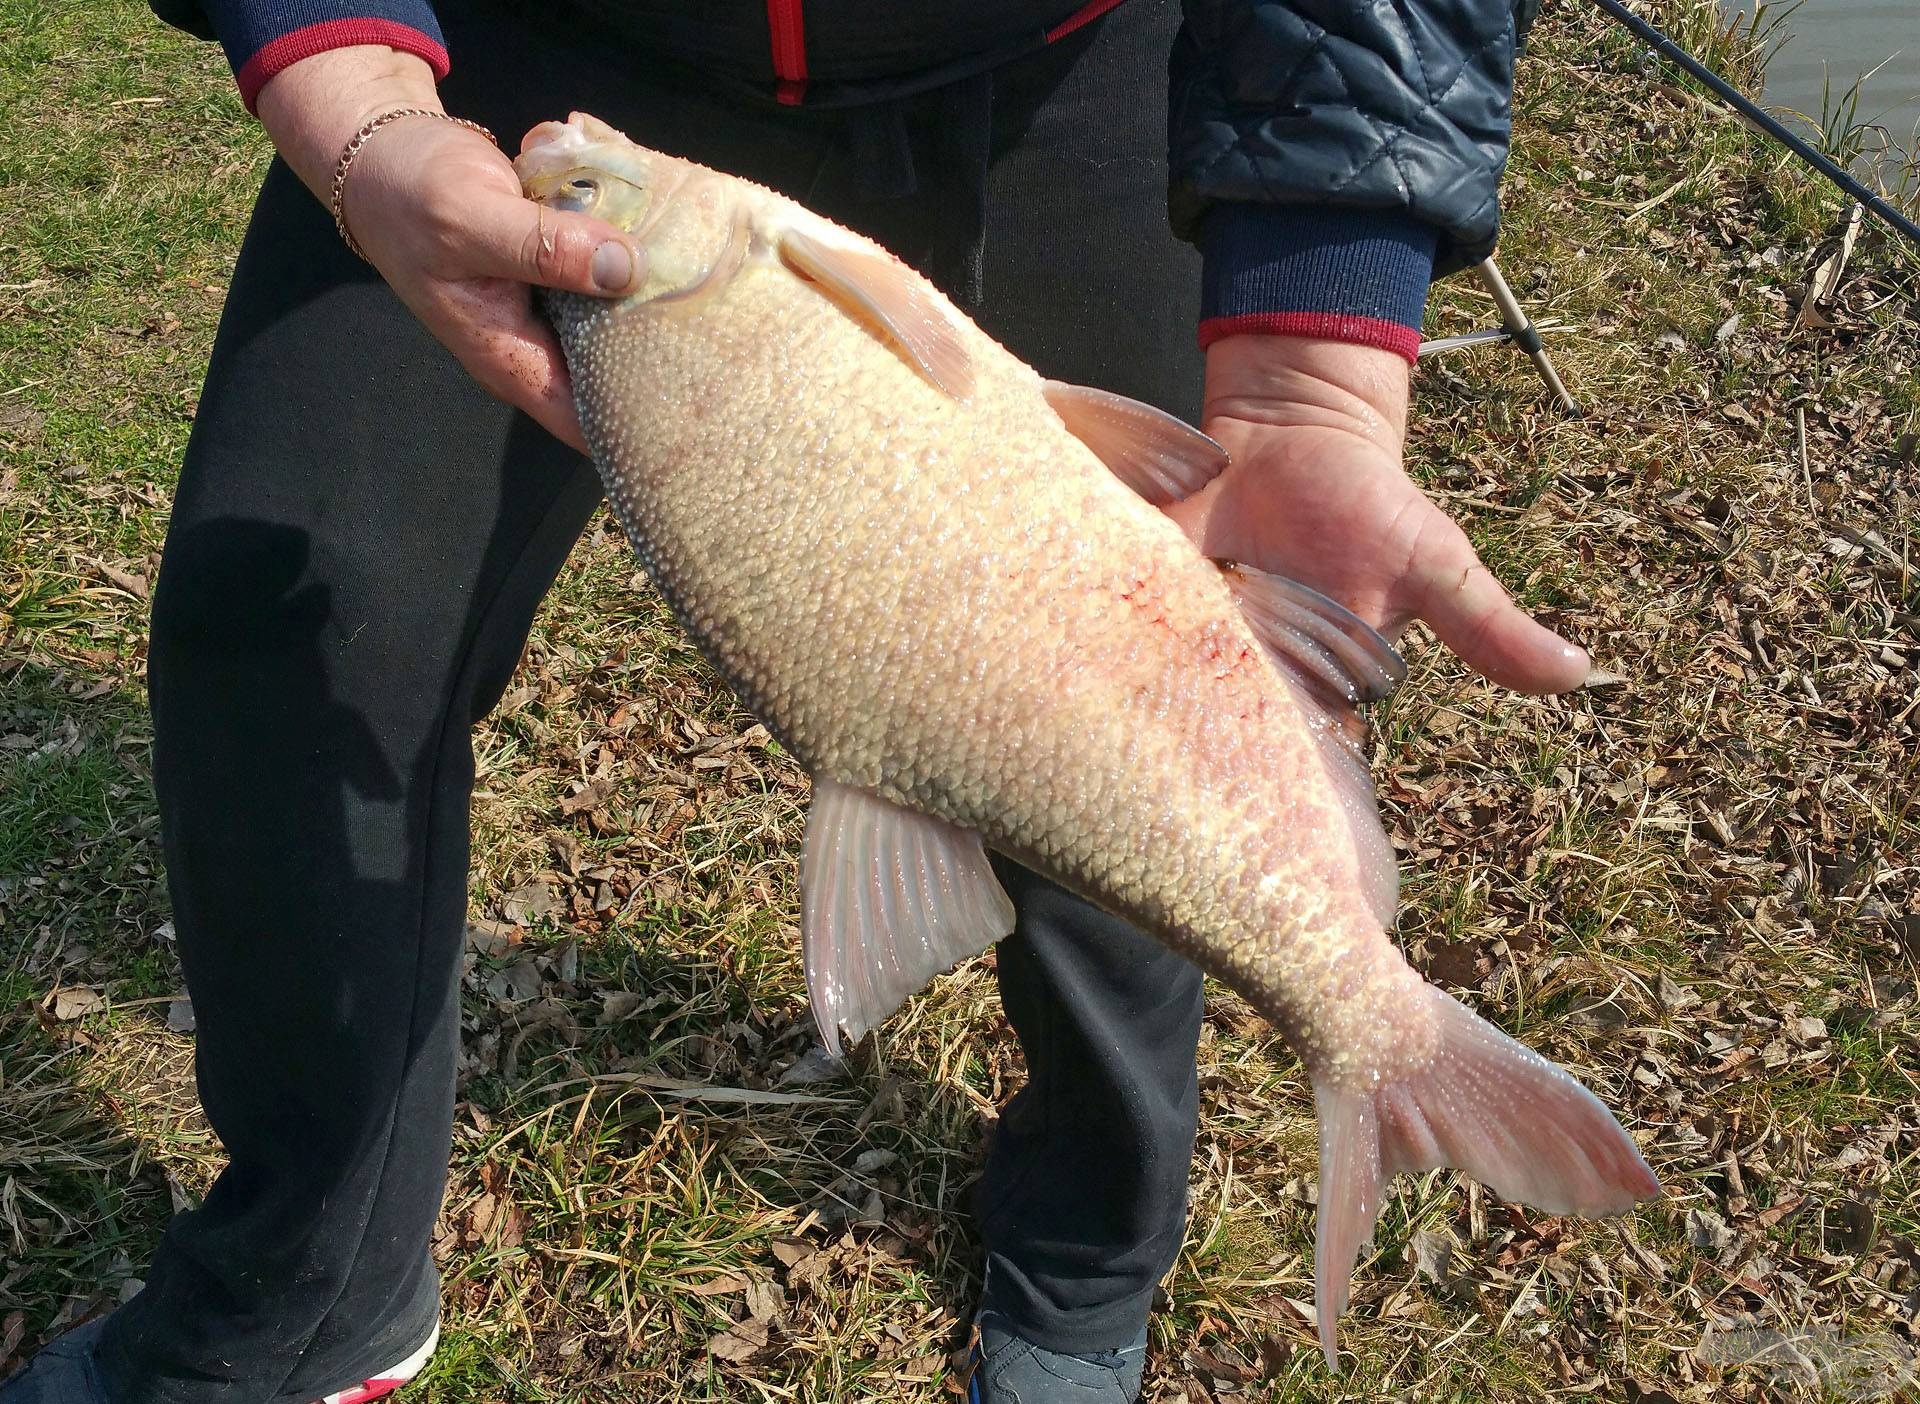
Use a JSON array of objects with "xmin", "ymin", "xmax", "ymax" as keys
[{"xmin": 1722, "ymin": 0, "xmax": 1918, "ymax": 173}]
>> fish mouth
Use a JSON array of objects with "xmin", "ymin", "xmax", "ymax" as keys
[{"xmin": 514, "ymin": 111, "xmax": 650, "ymax": 203}]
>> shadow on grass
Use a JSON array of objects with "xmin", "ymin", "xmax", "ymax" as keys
[
  {"xmin": 1, "ymin": 653, "xmax": 181, "ymax": 1366},
  {"xmin": 0, "ymin": 1007, "xmax": 179, "ymax": 1372}
]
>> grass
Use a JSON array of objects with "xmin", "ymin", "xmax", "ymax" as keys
[{"xmin": 4, "ymin": 0, "xmax": 1919, "ymax": 1399}]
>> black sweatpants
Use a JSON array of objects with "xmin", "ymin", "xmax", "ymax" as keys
[{"xmin": 101, "ymin": 3, "xmax": 1206, "ymax": 1398}]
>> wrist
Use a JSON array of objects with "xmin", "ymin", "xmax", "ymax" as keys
[
  {"xmin": 256, "ymin": 46, "xmax": 441, "ymax": 200},
  {"xmin": 1197, "ymin": 205, "xmax": 1435, "ymax": 369},
  {"xmin": 1202, "ymin": 336, "xmax": 1410, "ymax": 457}
]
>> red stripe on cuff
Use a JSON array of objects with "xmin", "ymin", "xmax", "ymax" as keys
[
  {"xmin": 1045, "ymin": 0, "xmax": 1129, "ymax": 42},
  {"xmin": 1197, "ymin": 311, "xmax": 1422, "ymax": 363},
  {"xmin": 236, "ymin": 19, "xmax": 451, "ymax": 112}
]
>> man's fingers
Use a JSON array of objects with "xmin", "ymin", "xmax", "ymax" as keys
[
  {"xmin": 479, "ymin": 340, "xmax": 589, "ymax": 453},
  {"xmin": 461, "ymin": 190, "xmax": 645, "ymax": 298},
  {"xmin": 433, "ymin": 283, "xmax": 590, "ymax": 452},
  {"xmin": 1407, "ymin": 511, "xmax": 1590, "ymax": 694}
]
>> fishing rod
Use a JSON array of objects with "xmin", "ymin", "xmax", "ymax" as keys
[{"xmin": 1585, "ymin": 0, "xmax": 1920, "ymax": 253}]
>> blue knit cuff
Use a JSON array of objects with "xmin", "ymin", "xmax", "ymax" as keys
[
  {"xmin": 1198, "ymin": 205, "xmax": 1437, "ymax": 362},
  {"xmin": 198, "ymin": 1, "xmax": 448, "ymax": 110}
]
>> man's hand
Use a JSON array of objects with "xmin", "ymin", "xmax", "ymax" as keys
[
  {"xmin": 256, "ymin": 45, "xmax": 645, "ymax": 451},
  {"xmin": 1164, "ymin": 336, "xmax": 1589, "ymax": 694}
]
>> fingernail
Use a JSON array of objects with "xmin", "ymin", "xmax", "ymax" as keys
[{"xmin": 591, "ymin": 240, "xmax": 634, "ymax": 293}]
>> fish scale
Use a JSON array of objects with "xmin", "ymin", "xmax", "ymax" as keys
[{"xmin": 519, "ymin": 112, "xmax": 1659, "ymax": 1368}]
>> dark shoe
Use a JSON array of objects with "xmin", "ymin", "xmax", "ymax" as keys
[
  {"xmin": 0, "ymin": 1319, "xmax": 112, "ymax": 1403},
  {"xmin": 965, "ymin": 1311, "xmax": 1147, "ymax": 1403},
  {"xmin": 0, "ymin": 1316, "xmax": 439, "ymax": 1404}
]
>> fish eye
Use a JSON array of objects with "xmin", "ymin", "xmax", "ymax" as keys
[{"xmin": 549, "ymin": 174, "xmax": 603, "ymax": 213}]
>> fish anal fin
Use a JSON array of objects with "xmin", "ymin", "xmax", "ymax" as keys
[
  {"xmin": 1311, "ymin": 989, "xmax": 1660, "ymax": 1370},
  {"xmin": 801, "ymin": 778, "xmax": 1014, "ymax": 1055},
  {"xmin": 778, "ymin": 229, "xmax": 974, "ymax": 399},
  {"xmin": 1042, "ymin": 380, "xmax": 1229, "ymax": 505}
]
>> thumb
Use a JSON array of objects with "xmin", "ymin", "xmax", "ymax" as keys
[
  {"xmin": 466, "ymin": 189, "xmax": 646, "ymax": 296},
  {"xmin": 1405, "ymin": 508, "xmax": 1591, "ymax": 695}
]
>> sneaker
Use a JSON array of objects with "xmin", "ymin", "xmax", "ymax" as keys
[
  {"xmin": 963, "ymin": 1311, "xmax": 1147, "ymax": 1403},
  {"xmin": 316, "ymin": 1322, "xmax": 440, "ymax": 1404},
  {"xmin": 0, "ymin": 1316, "xmax": 440, "ymax": 1404}
]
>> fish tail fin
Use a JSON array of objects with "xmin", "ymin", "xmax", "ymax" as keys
[{"xmin": 1310, "ymin": 988, "xmax": 1659, "ymax": 1371}]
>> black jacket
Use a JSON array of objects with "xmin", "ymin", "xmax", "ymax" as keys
[{"xmin": 151, "ymin": 0, "xmax": 1534, "ymax": 343}]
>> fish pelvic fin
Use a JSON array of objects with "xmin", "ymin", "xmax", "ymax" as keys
[
  {"xmin": 1311, "ymin": 987, "xmax": 1659, "ymax": 1372},
  {"xmin": 801, "ymin": 778, "xmax": 1014, "ymax": 1055},
  {"xmin": 778, "ymin": 229, "xmax": 975, "ymax": 399}
]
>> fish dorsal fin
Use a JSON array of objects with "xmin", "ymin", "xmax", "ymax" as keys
[
  {"xmin": 1043, "ymin": 381, "xmax": 1230, "ymax": 504},
  {"xmin": 1218, "ymin": 562, "xmax": 1405, "ymax": 930},
  {"xmin": 801, "ymin": 777, "xmax": 1015, "ymax": 1054},
  {"xmin": 778, "ymin": 229, "xmax": 974, "ymax": 399}
]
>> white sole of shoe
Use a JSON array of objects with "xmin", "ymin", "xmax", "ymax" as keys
[{"xmin": 315, "ymin": 1323, "xmax": 440, "ymax": 1404}]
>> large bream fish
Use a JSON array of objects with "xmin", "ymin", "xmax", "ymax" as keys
[{"xmin": 517, "ymin": 113, "xmax": 1658, "ymax": 1364}]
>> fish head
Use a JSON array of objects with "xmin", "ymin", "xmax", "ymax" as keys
[
  {"xmin": 516, "ymin": 113, "xmax": 746, "ymax": 307},
  {"xmin": 517, "ymin": 113, "xmax": 660, "ymax": 227}
]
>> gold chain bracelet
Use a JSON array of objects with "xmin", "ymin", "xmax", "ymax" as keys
[{"xmin": 329, "ymin": 107, "xmax": 497, "ymax": 261}]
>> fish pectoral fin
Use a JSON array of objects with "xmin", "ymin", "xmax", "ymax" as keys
[
  {"xmin": 1042, "ymin": 381, "xmax": 1230, "ymax": 504},
  {"xmin": 1223, "ymin": 562, "xmax": 1406, "ymax": 929},
  {"xmin": 801, "ymin": 778, "xmax": 1014, "ymax": 1055},
  {"xmin": 778, "ymin": 229, "xmax": 975, "ymax": 399},
  {"xmin": 1218, "ymin": 563, "xmax": 1406, "ymax": 707},
  {"xmin": 1310, "ymin": 988, "xmax": 1660, "ymax": 1372}
]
